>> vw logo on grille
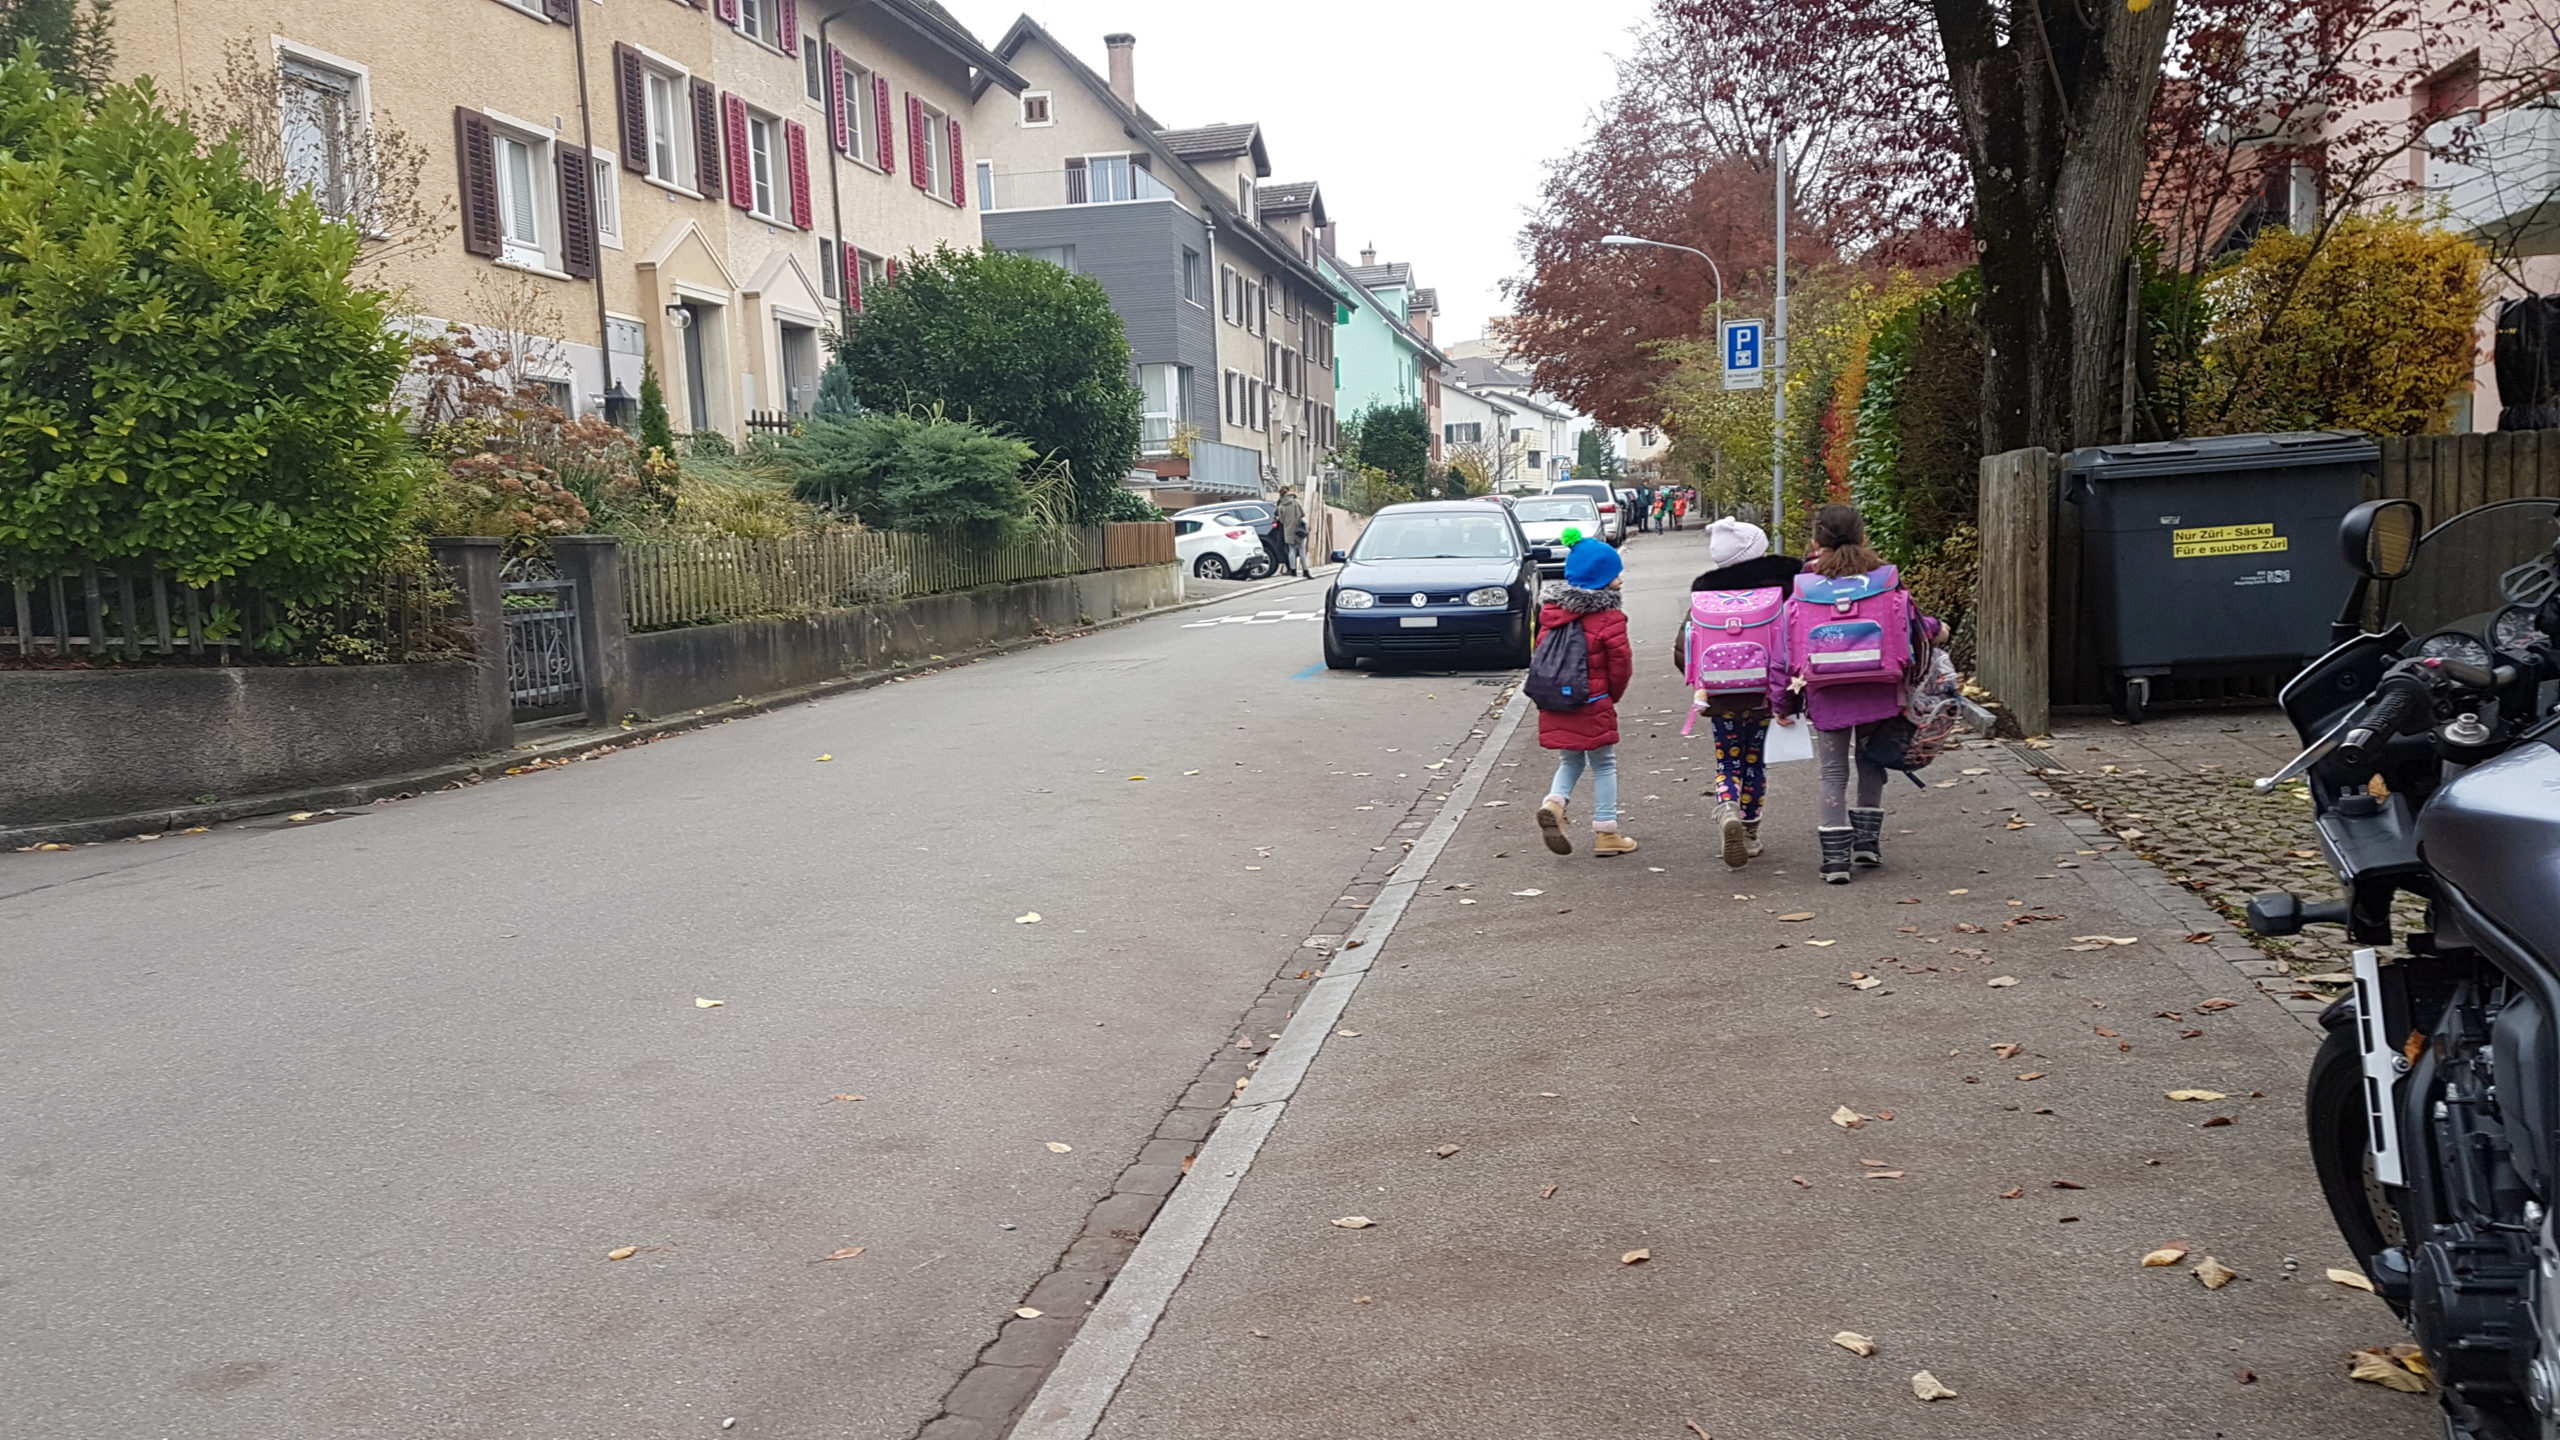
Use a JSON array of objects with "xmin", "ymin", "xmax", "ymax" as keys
[{"xmin": 1410, "ymin": 593, "xmax": 1428, "ymax": 607}]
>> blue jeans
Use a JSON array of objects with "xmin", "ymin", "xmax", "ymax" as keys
[{"xmin": 1547, "ymin": 744, "xmax": 1619, "ymax": 826}]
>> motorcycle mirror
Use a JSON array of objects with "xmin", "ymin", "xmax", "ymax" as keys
[{"xmin": 2339, "ymin": 498, "xmax": 2422, "ymax": 581}]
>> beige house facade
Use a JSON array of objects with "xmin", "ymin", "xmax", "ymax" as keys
[{"xmin": 118, "ymin": 0, "xmax": 1020, "ymax": 441}]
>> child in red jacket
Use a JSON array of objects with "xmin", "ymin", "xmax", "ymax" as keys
[{"xmin": 1535, "ymin": 539, "xmax": 1637, "ymax": 857}]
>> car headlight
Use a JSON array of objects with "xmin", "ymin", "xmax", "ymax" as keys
[
  {"xmin": 1465, "ymin": 586, "xmax": 1510, "ymax": 608},
  {"xmin": 1335, "ymin": 589, "xmax": 1376, "ymax": 610}
]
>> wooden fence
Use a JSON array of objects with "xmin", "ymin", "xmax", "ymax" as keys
[
  {"xmin": 618, "ymin": 521, "xmax": 1175, "ymax": 632},
  {"xmin": 1971, "ymin": 430, "xmax": 2560, "ymax": 729},
  {"xmin": 6, "ymin": 565, "xmax": 462, "ymax": 664}
]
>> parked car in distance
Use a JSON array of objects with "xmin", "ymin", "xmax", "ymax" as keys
[
  {"xmin": 1175, "ymin": 513, "xmax": 1273, "ymax": 579},
  {"xmin": 1175, "ymin": 499, "xmax": 1278, "ymax": 546},
  {"xmin": 1547, "ymin": 480, "xmax": 1625, "ymax": 544},
  {"xmin": 1322, "ymin": 501, "xmax": 1540, "ymax": 670},
  {"xmin": 1511, "ymin": 494, "xmax": 1604, "ymax": 577}
]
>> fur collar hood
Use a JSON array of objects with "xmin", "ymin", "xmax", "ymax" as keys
[{"xmin": 1541, "ymin": 583, "xmax": 1623, "ymax": 614}]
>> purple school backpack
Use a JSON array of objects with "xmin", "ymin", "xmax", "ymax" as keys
[
  {"xmin": 1680, "ymin": 586, "xmax": 1787, "ymax": 722},
  {"xmin": 1787, "ymin": 565, "xmax": 1914, "ymax": 692}
]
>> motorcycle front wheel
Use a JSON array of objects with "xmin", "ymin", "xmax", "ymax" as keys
[{"xmin": 2306, "ymin": 1023, "xmax": 2408, "ymax": 1302}]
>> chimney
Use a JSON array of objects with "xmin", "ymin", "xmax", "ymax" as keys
[
  {"xmin": 1321, "ymin": 222, "xmax": 1337, "ymax": 256},
  {"xmin": 1360, "ymin": 244, "xmax": 1376, "ymax": 266},
  {"xmin": 1104, "ymin": 34, "xmax": 1136, "ymax": 108}
]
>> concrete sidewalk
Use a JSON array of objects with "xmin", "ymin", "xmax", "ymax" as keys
[{"xmin": 1041, "ymin": 528, "xmax": 2434, "ymax": 1439}]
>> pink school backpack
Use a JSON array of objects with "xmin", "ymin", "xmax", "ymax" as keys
[
  {"xmin": 1787, "ymin": 565, "xmax": 1915, "ymax": 691},
  {"xmin": 1680, "ymin": 586, "xmax": 1788, "ymax": 730}
]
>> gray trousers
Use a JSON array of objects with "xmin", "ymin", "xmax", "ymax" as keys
[{"xmin": 1815, "ymin": 725, "xmax": 1886, "ymax": 828}]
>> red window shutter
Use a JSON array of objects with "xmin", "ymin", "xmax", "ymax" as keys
[
  {"xmin": 557, "ymin": 143, "xmax": 597, "ymax": 279},
  {"xmin": 453, "ymin": 108, "xmax": 500, "ymax": 258},
  {"xmin": 723, "ymin": 93, "xmax": 752, "ymax": 211},
  {"xmin": 887, "ymin": 256, "xmax": 899, "ymax": 283},
  {"xmin": 784, "ymin": 120, "xmax": 812, "ymax": 229},
  {"xmin": 906, "ymin": 94, "xmax": 927, "ymax": 190},
  {"xmin": 947, "ymin": 118, "xmax": 965, "ymax": 206},
  {"xmin": 873, "ymin": 75, "xmax": 894, "ymax": 173},
  {"xmin": 826, "ymin": 46, "xmax": 849, "ymax": 153},
  {"xmin": 714, "ymin": 0, "xmax": 739, "ymax": 24},
  {"xmin": 691, "ymin": 80, "xmax": 724, "ymax": 198},
  {"xmin": 777, "ymin": 0, "xmax": 798, "ymax": 55},
  {"xmin": 843, "ymin": 244, "xmax": 862, "ymax": 312},
  {"xmin": 613, "ymin": 44, "xmax": 648, "ymax": 173}
]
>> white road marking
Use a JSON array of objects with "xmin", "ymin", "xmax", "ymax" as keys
[{"xmin": 1180, "ymin": 610, "xmax": 1322, "ymax": 628}]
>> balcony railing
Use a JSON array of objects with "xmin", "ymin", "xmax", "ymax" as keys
[
  {"xmin": 2426, "ymin": 105, "xmax": 2560, "ymax": 251},
  {"xmin": 980, "ymin": 165, "xmax": 1178, "ymax": 212}
]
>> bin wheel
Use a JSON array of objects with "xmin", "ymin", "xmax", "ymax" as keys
[{"xmin": 2122, "ymin": 676, "xmax": 2151, "ymax": 725}]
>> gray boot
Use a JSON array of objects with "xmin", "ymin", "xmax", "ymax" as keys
[
  {"xmin": 1819, "ymin": 826, "xmax": 1854, "ymax": 883},
  {"xmin": 1850, "ymin": 808, "xmax": 1884, "ymax": 868},
  {"xmin": 1742, "ymin": 817, "xmax": 1764, "ymax": 858},
  {"xmin": 1717, "ymin": 799, "xmax": 1749, "ymax": 869}
]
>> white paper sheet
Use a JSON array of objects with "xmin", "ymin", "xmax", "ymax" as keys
[{"xmin": 1764, "ymin": 717, "xmax": 1815, "ymax": 764}]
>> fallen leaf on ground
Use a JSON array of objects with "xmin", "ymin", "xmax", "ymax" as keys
[
  {"xmin": 1332, "ymin": 1216, "xmax": 1375, "ymax": 1229},
  {"xmin": 1991, "ymin": 1043, "xmax": 2022, "ymax": 1058},
  {"xmin": 1833, "ymin": 1331, "xmax": 1878, "ymax": 1356},
  {"xmin": 1806, "ymin": 939, "xmax": 1838, "ymax": 947},
  {"xmin": 2203, "ymin": 1116, "xmax": 2235, "ymax": 1127},
  {"xmin": 2237, "ymin": 1368, "xmax": 2257, "ymax": 1383},
  {"xmin": 2051, "ymin": 1178, "xmax": 2086, "ymax": 1189},
  {"xmin": 1127, "ymin": 775, "xmax": 1147, "ymax": 781},
  {"xmin": 2194, "ymin": 1256, "xmax": 2238, "ymax": 1289},
  {"xmin": 819, "ymin": 1247, "xmax": 865, "ymax": 1262},
  {"xmin": 2327, "ymin": 1266, "xmax": 2377, "ymax": 1293},
  {"xmin": 1016, "ymin": 912, "xmax": 1043, "ymax": 924},
  {"xmin": 2166, "ymin": 1089, "xmax": 2227, "ymax": 1102},
  {"xmin": 2196, "ymin": 997, "xmax": 2239, "ymax": 1012},
  {"xmin": 1434, "ymin": 1144, "xmax": 1460, "ymax": 1159},
  {"xmin": 829, "ymin": 1093, "xmax": 867, "ymax": 1102},
  {"xmin": 1865, "ymin": 1170, "xmax": 1905, "ymax": 1179},
  {"xmin": 1778, "ymin": 911, "xmax": 1817, "ymax": 922},
  {"xmin": 1686, "ymin": 1423, "xmax": 1712, "ymax": 1440},
  {"xmin": 1831, "ymin": 1105, "xmax": 1866, "ymax": 1128},
  {"xmin": 1015, "ymin": 1306, "xmax": 1042, "ymax": 1317},
  {"xmin": 2094, "ymin": 1026, "xmax": 2119, "ymax": 1037},
  {"xmin": 2348, "ymin": 1347, "xmax": 2430, "ymax": 1392},
  {"xmin": 1850, "ymin": 976, "xmax": 1882, "ymax": 990},
  {"xmin": 1541, "ymin": 1184, "xmax": 1559, "ymax": 1198},
  {"xmin": 1911, "ymin": 1370, "xmax": 1958, "ymax": 1401},
  {"xmin": 1987, "ymin": 976, "xmax": 2020, "ymax": 988},
  {"xmin": 1948, "ymin": 888, "xmax": 1970, "ymax": 895},
  {"xmin": 1790, "ymin": 1175, "xmax": 1811, "ymax": 1188},
  {"xmin": 1511, "ymin": 888, "xmax": 1545, "ymax": 897},
  {"xmin": 1620, "ymin": 1249, "xmax": 1651, "ymax": 1265},
  {"xmin": 2185, "ymin": 932, "xmax": 2217, "ymax": 943},
  {"xmin": 1045, "ymin": 1142, "xmax": 1074, "ymax": 1153},
  {"xmin": 1337, "ymin": 1029, "xmax": 1361, "ymax": 1037},
  {"xmin": 2142, "ymin": 1246, "xmax": 2189, "ymax": 1267},
  {"xmin": 1999, "ymin": 1187, "xmax": 2024, "ymax": 1199},
  {"xmin": 2016, "ymin": 1071, "xmax": 2047, "ymax": 1081},
  {"xmin": 2071, "ymin": 935, "xmax": 2140, "ymax": 946},
  {"xmin": 694, "ymin": 997, "xmax": 724, "ymax": 1008},
  {"xmin": 606, "ymin": 1246, "xmax": 637, "ymax": 1261}
]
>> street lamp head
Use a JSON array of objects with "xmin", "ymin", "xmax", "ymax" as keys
[{"xmin": 1599, "ymin": 235, "xmax": 1647, "ymax": 247}]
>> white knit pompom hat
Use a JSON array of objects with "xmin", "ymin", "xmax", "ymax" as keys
[{"xmin": 1706, "ymin": 517, "xmax": 1770, "ymax": 570}]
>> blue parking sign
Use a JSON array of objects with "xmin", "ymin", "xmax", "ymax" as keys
[{"xmin": 1722, "ymin": 319, "xmax": 1765, "ymax": 390}]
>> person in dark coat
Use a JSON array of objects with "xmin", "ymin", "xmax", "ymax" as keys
[
  {"xmin": 1535, "ymin": 539, "xmax": 1637, "ymax": 857},
  {"xmin": 1683, "ymin": 518, "xmax": 1804, "ymax": 866}
]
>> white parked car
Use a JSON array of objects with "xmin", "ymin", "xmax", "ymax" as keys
[
  {"xmin": 1509, "ymin": 495, "xmax": 1603, "ymax": 577},
  {"xmin": 1174, "ymin": 513, "xmax": 1273, "ymax": 579},
  {"xmin": 1547, "ymin": 480, "xmax": 1626, "ymax": 544}
]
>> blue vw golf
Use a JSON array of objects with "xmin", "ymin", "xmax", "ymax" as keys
[{"xmin": 1322, "ymin": 501, "xmax": 1546, "ymax": 670}]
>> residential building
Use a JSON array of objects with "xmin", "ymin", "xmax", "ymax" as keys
[
  {"xmin": 1325, "ymin": 246, "xmax": 1446, "ymax": 464},
  {"xmin": 1624, "ymin": 424, "xmax": 1673, "ymax": 479},
  {"xmin": 118, "ymin": 0, "xmax": 1020, "ymax": 440},
  {"xmin": 969, "ymin": 22, "xmax": 1351, "ymax": 506},
  {"xmin": 1438, "ymin": 379, "xmax": 1517, "ymax": 492},
  {"xmin": 1444, "ymin": 346, "xmax": 1580, "ymax": 488}
]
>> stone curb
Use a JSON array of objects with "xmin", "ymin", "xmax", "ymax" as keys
[{"xmin": 5, "ymin": 574, "xmax": 1322, "ymax": 851}]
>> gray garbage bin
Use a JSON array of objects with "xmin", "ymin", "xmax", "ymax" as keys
[{"xmin": 2061, "ymin": 431, "xmax": 2377, "ymax": 721}]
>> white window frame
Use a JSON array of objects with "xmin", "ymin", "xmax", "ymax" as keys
[
  {"xmin": 637, "ymin": 50, "xmax": 700, "ymax": 198},
  {"xmin": 920, "ymin": 100, "xmax": 952, "ymax": 202},
  {"xmin": 736, "ymin": 0, "xmax": 770, "ymax": 46},
  {"xmin": 841, "ymin": 57, "xmax": 876, "ymax": 171},
  {"xmin": 1182, "ymin": 248, "xmax": 1202, "ymax": 307},
  {"xmin": 482, "ymin": 108, "xmax": 560, "ymax": 275},
  {"xmin": 276, "ymin": 42, "xmax": 367, "ymax": 225},
  {"xmin": 855, "ymin": 249, "xmax": 888, "ymax": 301},
  {"xmin": 590, "ymin": 147, "xmax": 622, "ymax": 249},
  {"xmin": 1020, "ymin": 91, "xmax": 1053, "ymax": 126},
  {"xmin": 745, "ymin": 110, "xmax": 779, "ymax": 220},
  {"xmin": 975, "ymin": 159, "xmax": 992, "ymax": 211},
  {"xmin": 491, "ymin": 0, "xmax": 553, "ymax": 20},
  {"xmin": 1139, "ymin": 363, "xmax": 1183, "ymax": 450},
  {"xmin": 1082, "ymin": 152, "xmax": 1136, "ymax": 204},
  {"xmin": 819, "ymin": 237, "xmax": 839, "ymax": 300}
]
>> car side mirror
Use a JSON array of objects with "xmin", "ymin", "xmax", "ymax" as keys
[
  {"xmin": 1328, "ymin": 549, "xmax": 1347, "ymax": 564},
  {"xmin": 1529, "ymin": 546, "xmax": 1556, "ymax": 562},
  {"xmin": 2339, "ymin": 498, "xmax": 2421, "ymax": 581}
]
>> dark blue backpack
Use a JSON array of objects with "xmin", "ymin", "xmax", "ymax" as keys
[{"xmin": 1525, "ymin": 615, "xmax": 1596, "ymax": 711}]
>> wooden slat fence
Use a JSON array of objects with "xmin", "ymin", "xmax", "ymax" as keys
[
  {"xmin": 6, "ymin": 565, "xmax": 460, "ymax": 664},
  {"xmin": 620, "ymin": 525, "xmax": 1110, "ymax": 632},
  {"xmin": 1101, "ymin": 521, "xmax": 1176, "ymax": 569},
  {"xmin": 2372, "ymin": 430, "xmax": 2560, "ymax": 520}
]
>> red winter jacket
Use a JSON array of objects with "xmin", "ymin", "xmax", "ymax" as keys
[{"xmin": 1535, "ymin": 597, "xmax": 1632, "ymax": 750}]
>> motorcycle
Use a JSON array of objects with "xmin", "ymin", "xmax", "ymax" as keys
[{"xmin": 2250, "ymin": 493, "xmax": 2560, "ymax": 1439}]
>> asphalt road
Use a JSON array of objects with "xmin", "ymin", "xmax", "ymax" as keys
[{"xmin": 0, "ymin": 573, "xmax": 1518, "ymax": 1438}]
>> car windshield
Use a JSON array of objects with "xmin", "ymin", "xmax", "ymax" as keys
[
  {"xmin": 2383, "ymin": 499, "xmax": 2560, "ymax": 637},
  {"xmin": 1353, "ymin": 513, "xmax": 1519, "ymax": 561},
  {"xmin": 1514, "ymin": 498, "xmax": 1598, "ymax": 525}
]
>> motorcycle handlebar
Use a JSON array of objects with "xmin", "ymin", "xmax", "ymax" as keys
[{"xmin": 2333, "ymin": 674, "xmax": 2433, "ymax": 770}]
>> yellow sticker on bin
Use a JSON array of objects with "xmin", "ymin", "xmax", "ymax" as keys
[{"xmin": 2172, "ymin": 522, "xmax": 2288, "ymax": 558}]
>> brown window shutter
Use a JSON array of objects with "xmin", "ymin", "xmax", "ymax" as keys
[
  {"xmin": 691, "ymin": 80, "xmax": 723, "ymax": 198},
  {"xmin": 541, "ymin": 0, "xmax": 573, "ymax": 20},
  {"xmin": 613, "ymin": 45, "xmax": 648, "ymax": 173},
  {"xmin": 557, "ymin": 143, "xmax": 597, "ymax": 279},
  {"xmin": 454, "ymin": 108, "xmax": 500, "ymax": 258}
]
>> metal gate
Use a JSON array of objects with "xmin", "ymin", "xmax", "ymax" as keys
[{"xmin": 503, "ymin": 571, "xmax": 585, "ymax": 720}]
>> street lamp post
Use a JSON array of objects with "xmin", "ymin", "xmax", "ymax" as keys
[{"xmin": 1600, "ymin": 234, "xmax": 1723, "ymax": 346}]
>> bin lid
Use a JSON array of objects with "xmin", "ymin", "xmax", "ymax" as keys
[{"xmin": 2061, "ymin": 430, "xmax": 2378, "ymax": 484}]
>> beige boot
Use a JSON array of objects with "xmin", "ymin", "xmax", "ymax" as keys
[
  {"xmin": 1537, "ymin": 797, "xmax": 1572, "ymax": 854},
  {"xmin": 1593, "ymin": 828, "xmax": 1640, "ymax": 857},
  {"xmin": 1716, "ymin": 799, "xmax": 1748, "ymax": 869}
]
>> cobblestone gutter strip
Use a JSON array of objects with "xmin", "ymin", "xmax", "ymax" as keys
[{"xmin": 904, "ymin": 687, "xmax": 1524, "ymax": 1440}]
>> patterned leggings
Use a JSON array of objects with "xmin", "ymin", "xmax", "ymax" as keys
[{"xmin": 1712, "ymin": 716, "xmax": 1769, "ymax": 821}]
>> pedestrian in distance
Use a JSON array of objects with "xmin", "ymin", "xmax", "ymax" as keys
[
  {"xmin": 1532, "ymin": 538, "xmax": 1637, "ymax": 858},
  {"xmin": 1671, "ymin": 490, "xmax": 1690, "ymax": 531},
  {"xmin": 1276, "ymin": 489, "xmax": 1308, "ymax": 576},
  {"xmin": 1257, "ymin": 497, "xmax": 1293, "ymax": 577},
  {"xmin": 1783, "ymin": 503, "xmax": 1919, "ymax": 883},
  {"xmin": 1681, "ymin": 518, "xmax": 1801, "ymax": 867}
]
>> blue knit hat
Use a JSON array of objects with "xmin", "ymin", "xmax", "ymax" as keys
[{"xmin": 1563, "ymin": 537, "xmax": 1623, "ymax": 590}]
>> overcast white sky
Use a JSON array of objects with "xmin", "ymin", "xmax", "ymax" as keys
[{"xmin": 943, "ymin": 0, "xmax": 1654, "ymax": 346}]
